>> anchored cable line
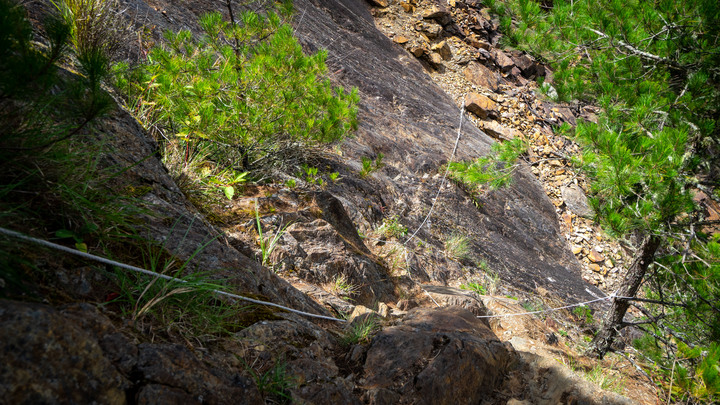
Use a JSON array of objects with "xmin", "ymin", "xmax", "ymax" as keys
[{"xmin": 0, "ymin": 227, "xmax": 346, "ymax": 323}]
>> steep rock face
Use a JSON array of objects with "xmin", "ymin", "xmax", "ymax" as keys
[
  {"xmin": 290, "ymin": 0, "xmax": 601, "ymax": 303},
  {"xmin": 108, "ymin": 0, "xmax": 601, "ymax": 304}
]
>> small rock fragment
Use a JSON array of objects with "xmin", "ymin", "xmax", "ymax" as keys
[
  {"xmin": 431, "ymin": 41, "xmax": 452, "ymax": 60},
  {"xmin": 588, "ymin": 250, "xmax": 605, "ymax": 263},
  {"xmin": 478, "ymin": 120, "xmax": 522, "ymax": 141},
  {"xmin": 463, "ymin": 61, "xmax": 500, "ymax": 92},
  {"xmin": 464, "ymin": 92, "xmax": 498, "ymax": 119},
  {"xmin": 493, "ymin": 49, "xmax": 515, "ymax": 72}
]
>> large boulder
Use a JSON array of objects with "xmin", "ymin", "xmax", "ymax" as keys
[{"xmin": 362, "ymin": 307, "xmax": 517, "ymax": 404}]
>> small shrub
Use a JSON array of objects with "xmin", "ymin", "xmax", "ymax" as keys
[
  {"xmin": 521, "ymin": 299, "xmax": 545, "ymax": 314},
  {"xmin": 0, "ymin": 0, "xmax": 137, "ymax": 253},
  {"xmin": 302, "ymin": 165, "xmax": 320, "ymax": 184},
  {"xmin": 111, "ymin": 243, "xmax": 248, "ymax": 339},
  {"xmin": 51, "ymin": 0, "xmax": 128, "ymax": 61},
  {"xmin": 359, "ymin": 153, "xmax": 384, "ymax": 177},
  {"xmin": 330, "ymin": 274, "xmax": 359, "ymax": 299},
  {"xmin": 448, "ymin": 138, "xmax": 527, "ymax": 194},
  {"xmin": 255, "ymin": 204, "xmax": 292, "ymax": 267},
  {"xmin": 245, "ymin": 360, "xmax": 296, "ymax": 402},
  {"xmin": 585, "ymin": 364, "xmax": 625, "ymax": 394},
  {"xmin": 572, "ymin": 305, "xmax": 594, "ymax": 324}
]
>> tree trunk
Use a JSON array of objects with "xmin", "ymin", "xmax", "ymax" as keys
[{"xmin": 588, "ymin": 234, "xmax": 662, "ymax": 359}]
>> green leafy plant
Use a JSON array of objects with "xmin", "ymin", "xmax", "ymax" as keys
[
  {"xmin": 329, "ymin": 172, "xmax": 340, "ymax": 182},
  {"xmin": 585, "ymin": 364, "xmax": 625, "ymax": 394},
  {"xmin": 0, "ymin": 0, "xmax": 140, "ymax": 256},
  {"xmin": 111, "ymin": 241, "xmax": 247, "ymax": 340},
  {"xmin": 359, "ymin": 153, "xmax": 384, "ymax": 178},
  {"xmin": 50, "ymin": 0, "xmax": 127, "ymax": 62},
  {"xmin": 302, "ymin": 165, "xmax": 320, "ymax": 184},
  {"xmin": 330, "ymin": 274, "xmax": 359, "ymax": 299},
  {"xmin": 460, "ymin": 282, "xmax": 487, "ymax": 295},
  {"xmin": 520, "ymin": 299, "xmax": 545, "ymax": 314},
  {"xmin": 115, "ymin": 7, "xmax": 359, "ymax": 187},
  {"xmin": 244, "ymin": 359, "xmax": 297, "ymax": 402},
  {"xmin": 482, "ymin": 268, "xmax": 501, "ymax": 295},
  {"xmin": 491, "ymin": 3, "xmax": 720, "ymax": 392},
  {"xmin": 572, "ymin": 305, "xmax": 594, "ymax": 325}
]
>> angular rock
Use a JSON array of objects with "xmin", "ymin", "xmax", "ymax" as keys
[
  {"xmin": 463, "ymin": 61, "xmax": 500, "ymax": 92},
  {"xmin": 431, "ymin": 40, "xmax": 452, "ymax": 60},
  {"xmin": 410, "ymin": 45, "xmax": 427, "ymax": 57},
  {"xmin": 393, "ymin": 36, "xmax": 409, "ymax": 45},
  {"xmin": 423, "ymin": 6, "xmax": 452, "ymax": 25},
  {"xmin": 479, "ymin": 120, "xmax": 523, "ymax": 141},
  {"xmin": 494, "ymin": 49, "xmax": 515, "ymax": 72},
  {"xmin": 136, "ymin": 343, "xmax": 261, "ymax": 404},
  {"xmin": 415, "ymin": 21, "xmax": 443, "ymax": 40},
  {"xmin": 511, "ymin": 52, "xmax": 536, "ymax": 77},
  {"xmin": 510, "ymin": 66, "xmax": 527, "ymax": 85},
  {"xmin": 588, "ymin": 250, "xmax": 605, "ymax": 263},
  {"xmin": 554, "ymin": 106, "xmax": 577, "ymax": 125},
  {"xmin": 137, "ymin": 384, "xmax": 199, "ymax": 405},
  {"xmin": 465, "ymin": 35, "xmax": 491, "ymax": 50},
  {"xmin": 363, "ymin": 307, "xmax": 516, "ymax": 404},
  {"xmin": 421, "ymin": 285, "xmax": 488, "ymax": 316},
  {"xmin": 464, "ymin": 92, "xmax": 499, "ymax": 119},
  {"xmin": 426, "ymin": 51, "xmax": 444, "ymax": 68},
  {"xmin": 400, "ymin": 2, "xmax": 414, "ymax": 12},
  {"xmin": 561, "ymin": 184, "xmax": 593, "ymax": 217}
]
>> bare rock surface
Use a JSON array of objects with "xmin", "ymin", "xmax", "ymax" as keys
[
  {"xmin": 291, "ymin": 0, "xmax": 603, "ymax": 304},
  {"xmin": 0, "ymin": 300, "xmax": 263, "ymax": 405},
  {"xmin": 0, "ymin": 300, "xmax": 128, "ymax": 404}
]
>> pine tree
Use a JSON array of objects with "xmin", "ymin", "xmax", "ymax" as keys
[
  {"xmin": 489, "ymin": 0, "xmax": 720, "ymax": 399},
  {"xmin": 115, "ymin": 5, "xmax": 359, "ymax": 193}
]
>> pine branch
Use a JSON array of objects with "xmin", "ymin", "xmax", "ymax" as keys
[{"xmin": 586, "ymin": 27, "xmax": 686, "ymax": 71}]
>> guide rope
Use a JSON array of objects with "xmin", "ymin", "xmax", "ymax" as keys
[{"xmin": 0, "ymin": 227, "xmax": 347, "ymax": 323}]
